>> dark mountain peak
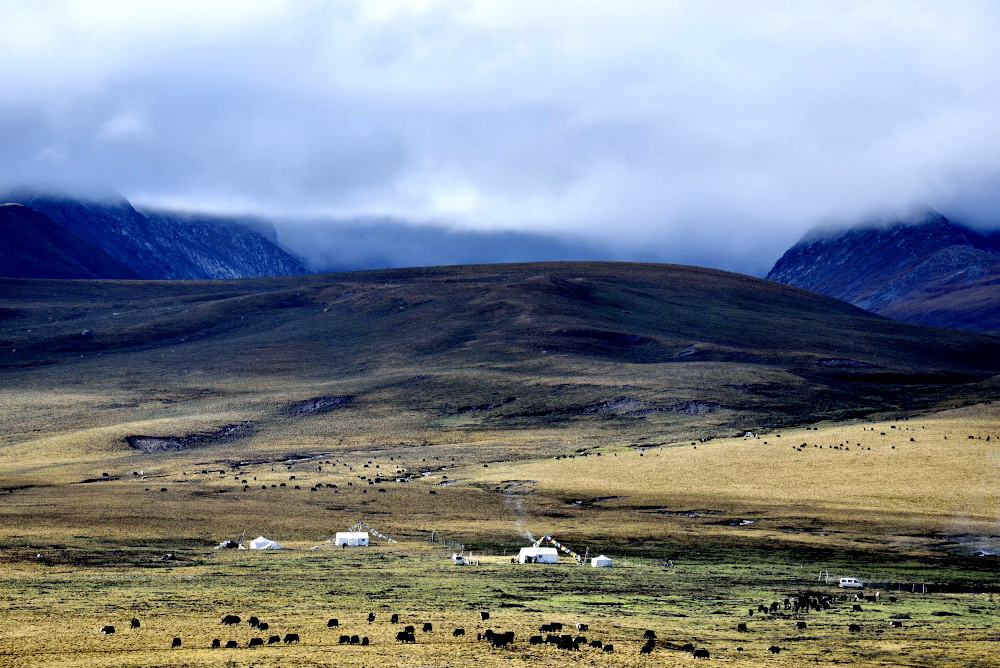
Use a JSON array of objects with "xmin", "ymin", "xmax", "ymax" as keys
[
  {"xmin": 1, "ymin": 189, "xmax": 308, "ymax": 280},
  {"xmin": 0, "ymin": 203, "xmax": 141, "ymax": 279},
  {"xmin": 768, "ymin": 208, "xmax": 1000, "ymax": 333}
]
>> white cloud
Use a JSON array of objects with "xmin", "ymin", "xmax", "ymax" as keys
[{"xmin": 2, "ymin": 0, "xmax": 1000, "ymax": 274}]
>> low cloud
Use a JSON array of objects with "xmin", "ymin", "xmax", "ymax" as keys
[{"xmin": 3, "ymin": 1, "xmax": 1000, "ymax": 274}]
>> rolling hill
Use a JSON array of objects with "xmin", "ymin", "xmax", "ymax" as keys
[{"xmin": 2, "ymin": 262, "xmax": 999, "ymax": 469}]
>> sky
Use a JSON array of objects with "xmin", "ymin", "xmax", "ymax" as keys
[{"xmin": 3, "ymin": 0, "xmax": 1000, "ymax": 276}]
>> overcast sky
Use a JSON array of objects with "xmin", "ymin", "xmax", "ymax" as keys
[{"xmin": 3, "ymin": 1, "xmax": 1000, "ymax": 275}]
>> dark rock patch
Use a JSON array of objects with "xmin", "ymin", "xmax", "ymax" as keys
[
  {"xmin": 667, "ymin": 401, "xmax": 722, "ymax": 415},
  {"xmin": 127, "ymin": 422, "xmax": 254, "ymax": 453},
  {"xmin": 286, "ymin": 396, "xmax": 352, "ymax": 415},
  {"xmin": 583, "ymin": 397, "xmax": 649, "ymax": 414}
]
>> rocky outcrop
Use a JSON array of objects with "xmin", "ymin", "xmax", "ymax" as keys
[{"xmin": 768, "ymin": 208, "xmax": 1000, "ymax": 334}]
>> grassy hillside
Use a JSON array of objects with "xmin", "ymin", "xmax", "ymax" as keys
[
  {"xmin": 2, "ymin": 262, "xmax": 999, "ymax": 476},
  {"xmin": 1, "ymin": 262, "xmax": 999, "ymax": 666}
]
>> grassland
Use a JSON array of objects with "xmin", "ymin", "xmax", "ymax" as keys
[{"xmin": 0, "ymin": 263, "xmax": 998, "ymax": 666}]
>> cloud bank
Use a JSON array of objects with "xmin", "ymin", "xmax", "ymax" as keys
[{"xmin": 3, "ymin": 1, "xmax": 1000, "ymax": 275}]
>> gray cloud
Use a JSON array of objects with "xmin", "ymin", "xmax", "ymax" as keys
[{"xmin": 3, "ymin": 1, "xmax": 1000, "ymax": 276}]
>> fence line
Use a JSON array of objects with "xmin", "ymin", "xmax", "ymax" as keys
[{"xmin": 866, "ymin": 582, "xmax": 1000, "ymax": 594}]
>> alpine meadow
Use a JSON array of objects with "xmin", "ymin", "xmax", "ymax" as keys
[{"xmin": 1, "ymin": 262, "xmax": 998, "ymax": 667}]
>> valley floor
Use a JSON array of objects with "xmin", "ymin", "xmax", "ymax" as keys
[{"xmin": 0, "ymin": 406, "xmax": 997, "ymax": 666}]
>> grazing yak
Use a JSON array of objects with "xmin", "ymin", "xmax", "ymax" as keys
[
  {"xmin": 529, "ymin": 635, "xmax": 544, "ymax": 645},
  {"xmin": 768, "ymin": 645, "xmax": 782, "ymax": 654},
  {"xmin": 590, "ymin": 640, "xmax": 603, "ymax": 649},
  {"xmin": 422, "ymin": 622, "xmax": 433, "ymax": 632},
  {"xmin": 99, "ymin": 625, "xmax": 115, "ymax": 635},
  {"xmin": 693, "ymin": 648, "xmax": 711, "ymax": 659},
  {"xmin": 247, "ymin": 616, "xmax": 260, "ymax": 628},
  {"xmin": 603, "ymin": 644, "xmax": 614, "ymax": 653},
  {"xmin": 361, "ymin": 636, "xmax": 369, "ymax": 646},
  {"xmin": 327, "ymin": 618, "xmax": 339, "ymax": 628},
  {"xmin": 395, "ymin": 631, "xmax": 416, "ymax": 643},
  {"xmin": 390, "ymin": 613, "xmax": 399, "ymax": 624},
  {"xmin": 129, "ymin": 618, "xmax": 140, "ymax": 629},
  {"xmin": 557, "ymin": 634, "xmax": 578, "ymax": 650},
  {"xmin": 891, "ymin": 621, "xmax": 904, "ymax": 628},
  {"xmin": 268, "ymin": 635, "xmax": 281, "ymax": 644},
  {"xmin": 211, "ymin": 638, "xmax": 221, "ymax": 648},
  {"xmin": 736, "ymin": 622, "xmax": 748, "ymax": 632},
  {"xmin": 257, "ymin": 622, "xmax": 268, "ymax": 631},
  {"xmin": 221, "ymin": 615, "xmax": 241, "ymax": 626},
  {"xmin": 225, "ymin": 640, "xmax": 238, "ymax": 648},
  {"xmin": 576, "ymin": 623, "xmax": 588, "ymax": 631},
  {"xmin": 453, "ymin": 628, "xmax": 465, "ymax": 637},
  {"xmin": 796, "ymin": 621, "xmax": 808, "ymax": 630},
  {"xmin": 480, "ymin": 611, "xmax": 490, "ymax": 621},
  {"xmin": 403, "ymin": 625, "xmax": 415, "ymax": 634},
  {"xmin": 490, "ymin": 631, "xmax": 514, "ymax": 648},
  {"xmin": 643, "ymin": 629, "xmax": 657, "ymax": 640},
  {"xmin": 248, "ymin": 637, "xmax": 264, "ymax": 648},
  {"xmin": 639, "ymin": 639, "xmax": 655, "ymax": 654},
  {"xmin": 171, "ymin": 637, "xmax": 181, "ymax": 648},
  {"xmin": 339, "ymin": 635, "xmax": 350, "ymax": 644},
  {"xmin": 849, "ymin": 624, "xmax": 862, "ymax": 633},
  {"xmin": 283, "ymin": 633, "xmax": 300, "ymax": 643}
]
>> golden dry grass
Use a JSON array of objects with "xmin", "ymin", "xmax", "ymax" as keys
[{"xmin": 0, "ymin": 405, "xmax": 997, "ymax": 666}]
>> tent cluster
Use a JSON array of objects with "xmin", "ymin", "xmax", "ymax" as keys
[{"xmin": 518, "ymin": 535, "xmax": 613, "ymax": 567}]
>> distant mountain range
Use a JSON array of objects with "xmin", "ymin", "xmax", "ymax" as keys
[
  {"xmin": 768, "ymin": 209, "xmax": 1000, "ymax": 334},
  {"xmin": 4, "ymin": 189, "xmax": 1000, "ymax": 336},
  {"xmin": 0, "ymin": 191, "xmax": 307, "ymax": 280}
]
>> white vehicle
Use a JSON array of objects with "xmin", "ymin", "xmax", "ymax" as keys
[{"xmin": 838, "ymin": 577, "xmax": 864, "ymax": 589}]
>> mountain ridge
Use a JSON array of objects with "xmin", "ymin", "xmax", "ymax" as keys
[
  {"xmin": 767, "ymin": 209, "xmax": 1000, "ymax": 333},
  {"xmin": 1, "ymin": 190, "xmax": 309, "ymax": 280},
  {"xmin": 0, "ymin": 204, "xmax": 143, "ymax": 280}
]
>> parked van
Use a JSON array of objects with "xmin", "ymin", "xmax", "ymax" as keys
[{"xmin": 838, "ymin": 577, "xmax": 864, "ymax": 589}]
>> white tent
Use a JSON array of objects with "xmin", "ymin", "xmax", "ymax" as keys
[
  {"xmin": 518, "ymin": 546, "xmax": 559, "ymax": 564},
  {"xmin": 334, "ymin": 531, "xmax": 369, "ymax": 547},
  {"xmin": 248, "ymin": 536, "xmax": 282, "ymax": 550},
  {"xmin": 591, "ymin": 554, "xmax": 613, "ymax": 568}
]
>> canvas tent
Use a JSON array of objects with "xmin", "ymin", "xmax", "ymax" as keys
[
  {"xmin": 591, "ymin": 554, "xmax": 613, "ymax": 568},
  {"xmin": 518, "ymin": 546, "xmax": 559, "ymax": 564},
  {"xmin": 247, "ymin": 536, "xmax": 282, "ymax": 550},
  {"xmin": 334, "ymin": 531, "xmax": 369, "ymax": 547}
]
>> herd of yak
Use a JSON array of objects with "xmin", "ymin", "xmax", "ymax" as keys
[{"xmin": 95, "ymin": 590, "xmax": 910, "ymax": 659}]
